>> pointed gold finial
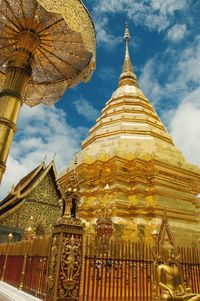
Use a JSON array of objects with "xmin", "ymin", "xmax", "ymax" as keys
[
  {"xmin": 53, "ymin": 153, "xmax": 56, "ymax": 161},
  {"xmin": 118, "ymin": 23, "xmax": 138, "ymax": 87},
  {"xmin": 123, "ymin": 22, "xmax": 133, "ymax": 74},
  {"xmin": 124, "ymin": 22, "xmax": 131, "ymax": 41},
  {"xmin": 11, "ymin": 184, "xmax": 15, "ymax": 194},
  {"xmin": 74, "ymin": 156, "xmax": 77, "ymax": 165},
  {"xmin": 43, "ymin": 154, "xmax": 47, "ymax": 163}
]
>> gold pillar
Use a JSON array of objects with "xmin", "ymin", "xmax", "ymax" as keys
[
  {"xmin": 152, "ymin": 229, "xmax": 159, "ymax": 301},
  {"xmin": 46, "ymin": 218, "xmax": 84, "ymax": 301},
  {"xmin": 19, "ymin": 254, "xmax": 27, "ymax": 290},
  {"xmin": 46, "ymin": 199, "xmax": 85, "ymax": 301},
  {"xmin": 1, "ymin": 233, "xmax": 13, "ymax": 281},
  {"xmin": 0, "ymin": 32, "xmax": 39, "ymax": 183}
]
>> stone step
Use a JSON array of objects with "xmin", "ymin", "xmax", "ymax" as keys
[{"xmin": 0, "ymin": 282, "xmax": 42, "ymax": 301}]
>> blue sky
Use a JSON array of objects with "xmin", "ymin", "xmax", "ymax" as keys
[{"xmin": 1, "ymin": 0, "xmax": 200, "ymax": 197}]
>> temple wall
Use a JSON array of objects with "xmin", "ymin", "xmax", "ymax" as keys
[{"xmin": 0, "ymin": 172, "xmax": 61, "ymax": 239}]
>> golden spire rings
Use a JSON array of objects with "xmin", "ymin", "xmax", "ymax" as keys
[{"xmin": 118, "ymin": 23, "xmax": 138, "ymax": 87}]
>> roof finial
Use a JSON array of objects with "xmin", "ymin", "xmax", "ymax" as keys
[
  {"xmin": 123, "ymin": 22, "xmax": 133, "ymax": 73},
  {"xmin": 118, "ymin": 23, "xmax": 138, "ymax": 87},
  {"xmin": 124, "ymin": 22, "xmax": 131, "ymax": 41},
  {"xmin": 43, "ymin": 154, "xmax": 47, "ymax": 163}
]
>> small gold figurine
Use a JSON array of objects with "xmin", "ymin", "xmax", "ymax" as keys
[{"xmin": 157, "ymin": 244, "xmax": 200, "ymax": 301}]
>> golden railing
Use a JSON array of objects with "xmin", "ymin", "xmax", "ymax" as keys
[
  {"xmin": 81, "ymin": 237, "xmax": 200, "ymax": 301},
  {"xmin": 178, "ymin": 246, "xmax": 200, "ymax": 293},
  {"xmin": 0, "ymin": 235, "xmax": 200, "ymax": 301},
  {"xmin": 0, "ymin": 236, "xmax": 51, "ymax": 299}
]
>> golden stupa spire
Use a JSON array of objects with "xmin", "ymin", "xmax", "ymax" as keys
[
  {"xmin": 118, "ymin": 23, "xmax": 138, "ymax": 88},
  {"xmin": 80, "ymin": 22, "xmax": 175, "ymax": 150},
  {"xmin": 123, "ymin": 23, "xmax": 133, "ymax": 73}
]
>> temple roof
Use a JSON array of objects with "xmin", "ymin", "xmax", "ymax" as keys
[{"xmin": 0, "ymin": 160, "xmax": 61, "ymax": 215}]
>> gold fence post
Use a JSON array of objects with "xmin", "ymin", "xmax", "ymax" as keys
[
  {"xmin": 19, "ymin": 225, "xmax": 34, "ymax": 290},
  {"xmin": 19, "ymin": 253, "xmax": 27, "ymax": 290},
  {"xmin": 1, "ymin": 248, "xmax": 8, "ymax": 281},
  {"xmin": 46, "ymin": 215, "xmax": 84, "ymax": 301},
  {"xmin": 151, "ymin": 229, "xmax": 159, "ymax": 301},
  {"xmin": 1, "ymin": 233, "xmax": 13, "ymax": 281},
  {"xmin": 19, "ymin": 226, "xmax": 34, "ymax": 290}
]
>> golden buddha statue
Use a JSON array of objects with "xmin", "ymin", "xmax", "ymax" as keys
[{"xmin": 157, "ymin": 244, "xmax": 200, "ymax": 301}]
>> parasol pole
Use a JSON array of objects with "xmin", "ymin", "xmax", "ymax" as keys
[
  {"xmin": 0, "ymin": 32, "xmax": 39, "ymax": 183},
  {"xmin": 0, "ymin": 0, "xmax": 96, "ymax": 185}
]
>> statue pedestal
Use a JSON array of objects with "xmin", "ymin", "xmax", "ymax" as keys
[{"xmin": 46, "ymin": 217, "xmax": 84, "ymax": 301}]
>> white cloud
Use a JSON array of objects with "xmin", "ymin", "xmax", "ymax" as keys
[
  {"xmin": 138, "ymin": 59, "xmax": 164, "ymax": 104},
  {"xmin": 1, "ymin": 156, "xmax": 28, "ymax": 196},
  {"xmin": 169, "ymin": 88, "xmax": 200, "ymax": 167},
  {"xmin": 138, "ymin": 34, "xmax": 200, "ymax": 168},
  {"xmin": 139, "ymin": 34, "xmax": 200, "ymax": 106},
  {"xmin": 93, "ymin": 15, "xmax": 121, "ymax": 48},
  {"xmin": 0, "ymin": 105, "xmax": 86, "ymax": 199},
  {"xmin": 151, "ymin": 0, "xmax": 187, "ymax": 15},
  {"xmin": 176, "ymin": 35, "xmax": 200, "ymax": 85},
  {"xmin": 92, "ymin": 0, "xmax": 188, "ymax": 44},
  {"xmin": 73, "ymin": 98, "xmax": 99, "ymax": 121},
  {"xmin": 167, "ymin": 24, "xmax": 188, "ymax": 42}
]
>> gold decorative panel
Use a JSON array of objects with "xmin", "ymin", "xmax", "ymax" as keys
[{"xmin": 0, "ymin": 171, "xmax": 61, "ymax": 236}]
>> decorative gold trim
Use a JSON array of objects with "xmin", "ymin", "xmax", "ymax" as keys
[{"xmin": 0, "ymin": 117, "xmax": 17, "ymax": 132}]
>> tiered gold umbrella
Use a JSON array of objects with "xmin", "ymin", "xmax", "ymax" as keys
[{"xmin": 0, "ymin": 0, "xmax": 96, "ymax": 183}]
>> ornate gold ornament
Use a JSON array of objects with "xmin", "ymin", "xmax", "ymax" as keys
[
  {"xmin": 47, "ymin": 235, "xmax": 59, "ymax": 294},
  {"xmin": 46, "ymin": 213, "xmax": 84, "ymax": 301},
  {"xmin": 0, "ymin": 0, "xmax": 96, "ymax": 183},
  {"xmin": 59, "ymin": 235, "xmax": 81, "ymax": 297},
  {"xmin": 157, "ymin": 244, "xmax": 200, "ymax": 301},
  {"xmin": 61, "ymin": 159, "xmax": 81, "ymax": 222},
  {"xmin": 152, "ymin": 214, "xmax": 200, "ymax": 301},
  {"xmin": 7, "ymin": 232, "xmax": 13, "ymax": 242},
  {"xmin": 95, "ymin": 183, "xmax": 115, "ymax": 249}
]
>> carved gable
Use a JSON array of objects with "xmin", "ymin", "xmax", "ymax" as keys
[{"xmin": 0, "ymin": 162, "xmax": 62, "ymax": 239}]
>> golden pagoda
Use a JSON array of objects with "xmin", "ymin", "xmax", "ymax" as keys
[{"xmin": 58, "ymin": 25, "xmax": 200, "ymax": 246}]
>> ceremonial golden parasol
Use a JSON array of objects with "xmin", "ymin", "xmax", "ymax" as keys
[{"xmin": 0, "ymin": 0, "xmax": 96, "ymax": 183}]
